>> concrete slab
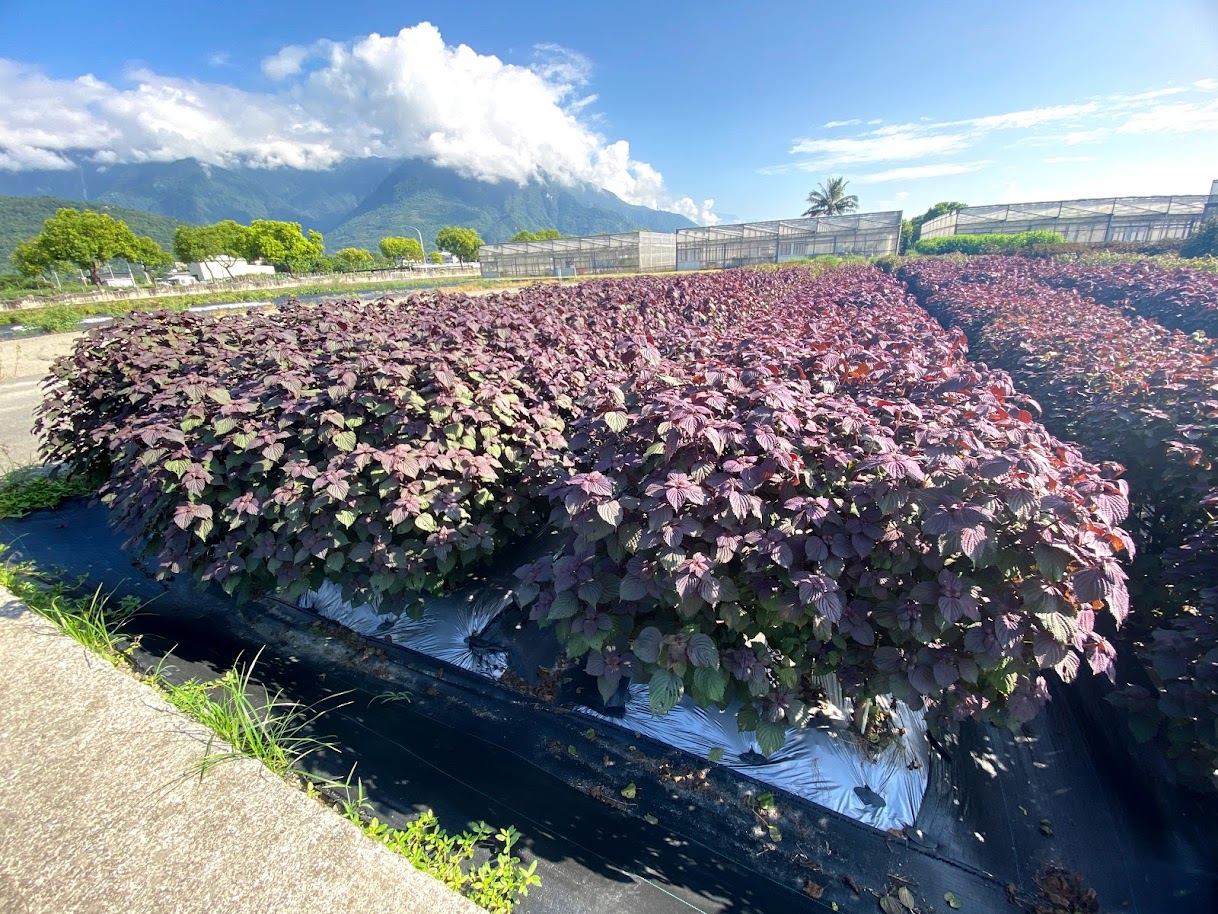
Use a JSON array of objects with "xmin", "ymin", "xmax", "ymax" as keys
[
  {"xmin": 0, "ymin": 588, "xmax": 483, "ymax": 914},
  {"xmin": 0, "ymin": 375, "xmax": 44, "ymax": 467}
]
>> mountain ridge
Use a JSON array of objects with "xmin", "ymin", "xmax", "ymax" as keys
[{"xmin": 0, "ymin": 157, "xmax": 695, "ymax": 261}]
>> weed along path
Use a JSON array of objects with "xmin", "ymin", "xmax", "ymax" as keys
[{"xmin": 0, "ymin": 589, "xmax": 486, "ymax": 914}]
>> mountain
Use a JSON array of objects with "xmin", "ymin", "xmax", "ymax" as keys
[
  {"xmin": 0, "ymin": 157, "xmax": 696, "ymax": 256},
  {"xmin": 0, "ymin": 196, "xmax": 185, "ymax": 269},
  {"xmin": 326, "ymin": 159, "xmax": 695, "ymax": 251}
]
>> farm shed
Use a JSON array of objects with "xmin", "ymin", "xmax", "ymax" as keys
[
  {"xmin": 674, "ymin": 212, "xmax": 902, "ymax": 270},
  {"xmin": 478, "ymin": 232, "xmax": 676, "ymax": 279},
  {"xmin": 919, "ymin": 181, "xmax": 1218, "ymax": 243}
]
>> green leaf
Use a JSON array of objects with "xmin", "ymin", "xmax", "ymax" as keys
[
  {"xmin": 707, "ymin": 747, "xmax": 725, "ymax": 764},
  {"xmin": 1036, "ymin": 611, "xmax": 1078, "ymax": 645},
  {"xmin": 583, "ymin": 728, "xmax": 597, "ymax": 741},
  {"xmin": 620, "ymin": 783, "xmax": 637, "ymax": 799},
  {"xmin": 212, "ymin": 417, "xmax": 237, "ymax": 435},
  {"xmin": 333, "ymin": 430, "xmax": 357, "ymax": 452},
  {"xmin": 335, "ymin": 509, "xmax": 356, "ymax": 528},
  {"xmin": 547, "ymin": 591, "xmax": 579, "ymax": 621},
  {"xmin": 1034, "ymin": 543, "xmax": 1073, "ymax": 582},
  {"xmin": 207, "ymin": 388, "xmax": 231, "ymax": 404},
  {"xmin": 736, "ymin": 705, "xmax": 759, "ymax": 733},
  {"xmin": 325, "ymin": 552, "xmax": 344, "ymax": 573},
  {"xmin": 755, "ymin": 719, "xmax": 787, "ymax": 757},
  {"xmin": 643, "ymin": 814, "xmax": 659, "ymax": 825},
  {"xmin": 632, "ymin": 626, "xmax": 662, "ymax": 663},
  {"xmin": 604, "ymin": 411, "xmax": 628, "ymax": 433},
  {"xmin": 944, "ymin": 892, "xmax": 962, "ymax": 909},
  {"xmin": 648, "ymin": 669, "xmax": 683, "ymax": 716},
  {"xmin": 687, "ymin": 633, "xmax": 719, "ymax": 669},
  {"xmin": 413, "ymin": 513, "xmax": 437, "ymax": 533},
  {"xmin": 755, "ymin": 790, "xmax": 776, "ymax": 810},
  {"xmin": 692, "ymin": 666, "xmax": 728, "ymax": 704},
  {"xmin": 619, "ymin": 574, "xmax": 648, "ymax": 602}
]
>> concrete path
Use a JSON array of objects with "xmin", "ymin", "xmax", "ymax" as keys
[
  {"xmin": 0, "ymin": 589, "xmax": 482, "ymax": 914},
  {"xmin": 0, "ymin": 375, "xmax": 44, "ymax": 466},
  {"xmin": 0, "ymin": 331, "xmax": 79, "ymax": 467}
]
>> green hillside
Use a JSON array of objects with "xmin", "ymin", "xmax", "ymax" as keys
[
  {"xmin": 0, "ymin": 158, "xmax": 695, "ymax": 261},
  {"xmin": 0, "ymin": 196, "xmax": 187, "ymax": 272},
  {"xmin": 327, "ymin": 159, "xmax": 694, "ymax": 250}
]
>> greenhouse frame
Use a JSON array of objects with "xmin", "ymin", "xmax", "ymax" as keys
[
  {"xmin": 478, "ymin": 232, "xmax": 676, "ymax": 279},
  {"xmin": 919, "ymin": 182, "xmax": 1218, "ymax": 243},
  {"xmin": 674, "ymin": 213, "xmax": 902, "ymax": 270}
]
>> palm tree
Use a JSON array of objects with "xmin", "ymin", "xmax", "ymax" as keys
[{"xmin": 802, "ymin": 177, "xmax": 859, "ymax": 217}]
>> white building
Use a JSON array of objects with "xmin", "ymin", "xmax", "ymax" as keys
[{"xmin": 188, "ymin": 256, "xmax": 276, "ymax": 283}]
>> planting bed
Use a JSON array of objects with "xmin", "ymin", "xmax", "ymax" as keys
[
  {"xmin": 22, "ymin": 264, "xmax": 1218, "ymax": 911},
  {"xmin": 899, "ymin": 256, "xmax": 1218, "ymax": 790}
]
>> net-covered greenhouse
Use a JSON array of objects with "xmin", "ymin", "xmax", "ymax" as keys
[
  {"xmin": 674, "ymin": 213, "xmax": 902, "ymax": 270},
  {"xmin": 919, "ymin": 181, "xmax": 1218, "ymax": 243},
  {"xmin": 478, "ymin": 232, "xmax": 676, "ymax": 279}
]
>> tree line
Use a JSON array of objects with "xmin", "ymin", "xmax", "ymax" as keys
[{"xmin": 9, "ymin": 208, "xmax": 539, "ymax": 287}]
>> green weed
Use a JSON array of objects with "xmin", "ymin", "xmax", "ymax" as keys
[
  {"xmin": 0, "ymin": 466, "xmax": 92, "ymax": 518},
  {"xmin": 159, "ymin": 650, "xmax": 341, "ymax": 781},
  {"xmin": 332, "ymin": 775, "xmax": 540, "ymax": 914}
]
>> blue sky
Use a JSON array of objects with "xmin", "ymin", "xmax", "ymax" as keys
[{"xmin": 0, "ymin": 0, "xmax": 1216, "ymax": 224}]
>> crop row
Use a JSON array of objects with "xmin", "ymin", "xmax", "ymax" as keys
[
  {"xmin": 42, "ymin": 267, "xmax": 1132, "ymax": 750},
  {"xmin": 1028, "ymin": 258, "xmax": 1218, "ymax": 339},
  {"xmin": 898, "ymin": 256, "xmax": 1218, "ymax": 787},
  {"xmin": 518, "ymin": 267, "xmax": 1130, "ymax": 745}
]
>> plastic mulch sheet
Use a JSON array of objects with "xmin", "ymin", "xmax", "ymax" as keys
[
  {"xmin": 577, "ymin": 676, "xmax": 928, "ymax": 832},
  {"xmin": 300, "ymin": 579, "xmax": 928, "ymax": 830},
  {"xmin": 301, "ymin": 580, "xmax": 513, "ymax": 679}
]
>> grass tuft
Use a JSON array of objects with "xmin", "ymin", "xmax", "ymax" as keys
[
  {"xmin": 160, "ymin": 650, "xmax": 340, "ymax": 780},
  {"xmin": 0, "ymin": 466, "xmax": 93, "ymax": 519}
]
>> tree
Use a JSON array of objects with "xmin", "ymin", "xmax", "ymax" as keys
[
  {"xmin": 510, "ymin": 228, "xmax": 561, "ymax": 242},
  {"xmin": 130, "ymin": 235, "xmax": 173, "ymax": 284},
  {"xmin": 902, "ymin": 201, "xmax": 968, "ymax": 253},
  {"xmin": 428, "ymin": 251, "xmax": 443, "ymax": 264},
  {"xmin": 334, "ymin": 247, "xmax": 377, "ymax": 272},
  {"xmin": 173, "ymin": 220, "xmax": 250, "ymax": 264},
  {"xmin": 435, "ymin": 226, "xmax": 484, "ymax": 263},
  {"xmin": 379, "ymin": 236, "xmax": 424, "ymax": 263},
  {"xmin": 13, "ymin": 208, "xmax": 144, "ymax": 286},
  {"xmin": 239, "ymin": 220, "xmax": 325, "ymax": 274},
  {"xmin": 802, "ymin": 178, "xmax": 859, "ymax": 217}
]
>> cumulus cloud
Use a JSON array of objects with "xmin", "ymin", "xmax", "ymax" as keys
[
  {"xmin": 770, "ymin": 82, "xmax": 1218, "ymax": 177},
  {"xmin": 0, "ymin": 23, "xmax": 715, "ymax": 222}
]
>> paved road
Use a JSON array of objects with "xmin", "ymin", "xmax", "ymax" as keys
[{"xmin": 0, "ymin": 375, "xmax": 42, "ymax": 466}]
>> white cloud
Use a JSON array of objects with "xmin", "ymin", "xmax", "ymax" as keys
[
  {"xmin": 1042, "ymin": 155, "xmax": 1095, "ymax": 164},
  {"xmin": 1117, "ymin": 98, "xmax": 1218, "ymax": 134},
  {"xmin": 852, "ymin": 162, "xmax": 990, "ymax": 184},
  {"xmin": 206, "ymin": 51, "xmax": 231, "ymax": 67},
  {"xmin": 823, "ymin": 119, "xmax": 861, "ymax": 128},
  {"xmin": 262, "ymin": 44, "xmax": 313, "ymax": 80},
  {"xmin": 790, "ymin": 127, "xmax": 971, "ymax": 165},
  {"xmin": 0, "ymin": 23, "xmax": 715, "ymax": 222},
  {"xmin": 775, "ymin": 81, "xmax": 1218, "ymax": 177}
]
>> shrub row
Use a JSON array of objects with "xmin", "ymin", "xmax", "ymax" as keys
[
  {"xmin": 39, "ymin": 272, "xmax": 808, "ymax": 612},
  {"xmin": 912, "ymin": 230, "xmax": 1065, "ymax": 256},
  {"xmin": 519, "ymin": 268, "xmax": 1131, "ymax": 747},
  {"xmin": 898, "ymin": 256, "xmax": 1218, "ymax": 788}
]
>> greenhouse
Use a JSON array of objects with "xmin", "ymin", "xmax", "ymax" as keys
[
  {"xmin": 478, "ymin": 231, "xmax": 676, "ymax": 279},
  {"xmin": 919, "ymin": 181, "xmax": 1218, "ymax": 243},
  {"xmin": 673, "ymin": 212, "xmax": 902, "ymax": 270}
]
